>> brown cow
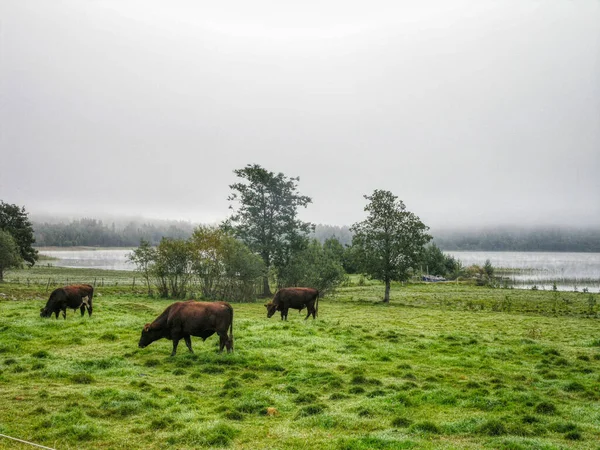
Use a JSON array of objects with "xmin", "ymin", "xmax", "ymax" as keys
[
  {"xmin": 40, "ymin": 284, "xmax": 94, "ymax": 319},
  {"xmin": 138, "ymin": 300, "xmax": 234, "ymax": 356},
  {"xmin": 265, "ymin": 287, "xmax": 319, "ymax": 320}
]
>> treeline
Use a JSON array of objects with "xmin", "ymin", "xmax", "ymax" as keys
[
  {"xmin": 33, "ymin": 218, "xmax": 600, "ymax": 253},
  {"xmin": 33, "ymin": 218, "xmax": 196, "ymax": 247},
  {"xmin": 32, "ymin": 219, "xmax": 352, "ymax": 248},
  {"xmin": 433, "ymin": 226, "xmax": 600, "ymax": 252}
]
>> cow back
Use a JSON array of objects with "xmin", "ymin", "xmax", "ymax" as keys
[
  {"xmin": 167, "ymin": 301, "xmax": 232, "ymax": 333},
  {"xmin": 275, "ymin": 288, "xmax": 319, "ymax": 308}
]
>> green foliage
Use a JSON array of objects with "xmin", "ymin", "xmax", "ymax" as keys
[
  {"xmin": 483, "ymin": 259, "xmax": 494, "ymax": 277},
  {"xmin": 0, "ymin": 230, "xmax": 22, "ymax": 282},
  {"xmin": 127, "ymin": 239, "xmax": 156, "ymax": 295},
  {"xmin": 224, "ymin": 164, "xmax": 313, "ymax": 296},
  {"xmin": 351, "ymin": 190, "xmax": 431, "ymax": 302},
  {"xmin": 276, "ymin": 239, "xmax": 347, "ymax": 295},
  {"xmin": 190, "ymin": 226, "xmax": 264, "ymax": 302},
  {"xmin": 151, "ymin": 238, "xmax": 194, "ymax": 298},
  {"xmin": 0, "ymin": 201, "xmax": 38, "ymax": 266},
  {"xmin": 34, "ymin": 217, "xmax": 195, "ymax": 247},
  {"xmin": 422, "ymin": 243, "xmax": 461, "ymax": 278},
  {"xmin": 462, "ymin": 261, "xmax": 496, "ymax": 286}
]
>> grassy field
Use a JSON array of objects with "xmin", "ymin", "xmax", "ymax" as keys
[{"xmin": 1, "ymin": 267, "xmax": 599, "ymax": 449}]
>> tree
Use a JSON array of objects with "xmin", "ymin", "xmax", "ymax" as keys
[
  {"xmin": 190, "ymin": 226, "xmax": 265, "ymax": 302},
  {"xmin": 224, "ymin": 164, "xmax": 313, "ymax": 296},
  {"xmin": 128, "ymin": 239, "xmax": 156, "ymax": 295},
  {"xmin": 351, "ymin": 190, "xmax": 432, "ymax": 303},
  {"xmin": 276, "ymin": 238, "xmax": 347, "ymax": 296},
  {"xmin": 0, "ymin": 201, "xmax": 38, "ymax": 266},
  {"xmin": 152, "ymin": 238, "xmax": 194, "ymax": 298},
  {"xmin": 422, "ymin": 243, "xmax": 462, "ymax": 278},
  {"xmin": 0, "ymin": 230, "xmax": 22, "ymax": 282}
]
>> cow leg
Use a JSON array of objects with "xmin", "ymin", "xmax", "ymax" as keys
[
  {"xmin": 54, "ymin": 310, "xmax": 59, "ymax": 319},
  {"xmin": 218, "ymin": 333, "xmax": 226, "ymax": 353},
  {"xmin": 184, "ymin": 336, "xmax": 193, "ymax": 353},
  {"xmin": 87, "ymin": 299, "xmax": 93, "ymax": 317},
  {"xmin": 62, "ymin": 308, "xmax": 67, "ymax": 319},
  {"xmin": 218, "ymin": 332, "xmax": 233, "ymax": 353},
  {"xmin": 170, "ymin": 338, "xmax": 180, "ymax": 357},
  {"xmin": 80, "ymin": 304, "xmax": 86, "ymax": 316}
]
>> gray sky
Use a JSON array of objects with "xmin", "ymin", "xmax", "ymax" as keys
[{"xmin": 1, "ymin": 1, "xmax": 599, "ymax": 228}]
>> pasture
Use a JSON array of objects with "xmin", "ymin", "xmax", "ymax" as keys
[{"xmin": 1, "ymin": 269, "xmax": 599, "ymax": 449}]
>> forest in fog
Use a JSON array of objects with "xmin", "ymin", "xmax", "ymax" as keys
[{"xmin": 32, "ymin": 217, "xmax": 600, "ymax": 252}]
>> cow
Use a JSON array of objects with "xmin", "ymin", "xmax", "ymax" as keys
[
  {"xmin": 138, "ymin": 300, "xmax": 234, "ymax": 356},
  {"xmin": 40, "ymin": 284, "xmax": 94, "ymax": 319},
  {"xmin": 265, "ymin": 287, "xmax": 319, "ymax": 320}
]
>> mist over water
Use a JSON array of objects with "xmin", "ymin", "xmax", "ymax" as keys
[
  {"xmin": 40, "ymin": 249, "xmax": 134, "ymax": 271},
  {"xmin": 447, "ymin": 251, "xmax": 600, "ymax": 292},
  {"xmin": 39, "ymin": 248, "xmax": 600, "ymax": 292}
]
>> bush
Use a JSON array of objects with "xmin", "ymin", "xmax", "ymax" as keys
[
  {"xmin": 276, "ymin": 239, "xmax": 347, "ymax": 296},
  {"xmin": 191, "ymin": 226, "xmax": 264, "ymax": 302}
]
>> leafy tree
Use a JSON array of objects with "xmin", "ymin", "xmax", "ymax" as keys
[
  {"xmin": 276, "ymin": 239, "xmax": 347, "ymax": 296},
  {"xmin": 0, "ymin": 230, "xmax": 22, "ymax": 282},
  {"xmin": 218, "ymin": 234, "xmax": 265, "ymax": 302},
  {"xmin": 190, "ymin": 226, "xmax": 264, "ymax": 302},
  {"xmin": 224, "ymin": 164, "xmax": 313, "ymax": 296},
  {"xmin": 351, "ymin": 190, "xmax": 431, "ymax": 303},
  {"xmin": 323, "ymin": 237, "xmax": 345, "ymax": 264},
  {"xmin": 128, "ymin": 239, "xmax": 156, "ymax": 295},
  {"xmin": 152, "ymin": 238, "xmax": 194, "ymax": 298},
  {"xmin": 0, "ymin": 201, "xmax": 38, "ymax": 266},
  {"xmin": 422, "ymin": 243, "xmax": 462, "ymax": 278},
  {"xmin": 483, "ymin": 259, "xmax": 494, "ymax": 278}
]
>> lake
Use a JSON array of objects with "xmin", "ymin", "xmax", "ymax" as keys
[
  {"xmin": 37, "ymin": 248, "xmax": 600, "ymax": 292},
  {"xmin": 446, "ymin": 251, "xmax": 600, "ymax": 292},
  {"xmin": 39, "ymin": 248, "xmax": 134, "ymax": 271}
]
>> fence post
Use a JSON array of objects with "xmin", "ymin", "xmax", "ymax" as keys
[{"xmin": 46, "ymin": 278, "xmax": 51, "ymax": 292}]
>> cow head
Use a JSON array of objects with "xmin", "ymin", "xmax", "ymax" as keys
[
  {"xmin": 40, "ymin": 307, "xmax": 51, "ymax": 318},
  {"xmin": 265, "ymin": 302, "xmax": 277, "ymax": 318},
  {"xmin": 138, "ymin": 323, "xmax": 163, "ymax": 348}
]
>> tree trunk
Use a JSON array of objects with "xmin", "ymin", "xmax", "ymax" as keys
[
  {"xmin": 383, "ymin": 280, "xmax": 390, "ymax": 303},
  {"xmin": 262, "ymin": 275, "xmax": 272, "ymax": 297}
]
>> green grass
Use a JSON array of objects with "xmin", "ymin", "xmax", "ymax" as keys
[{"xmin": 0, "ymin": 267, "xmax": 599, "ymax": 449}]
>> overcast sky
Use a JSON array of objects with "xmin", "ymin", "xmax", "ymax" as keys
[{"xmin": 1, "ymin": 1, "xmax": 599, "ymax": 228}]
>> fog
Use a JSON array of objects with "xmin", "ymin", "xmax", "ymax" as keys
[{"xmin": 1, "ymin": 1, "xmax": 599, "ymax": 228}]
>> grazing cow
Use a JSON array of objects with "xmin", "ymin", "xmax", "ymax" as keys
[
  {"xmin": 265, "ymin": 287, "xmax": 319, "ymax": 320},
  {"xmin": 40, "ymin": 284, "xmax": 94, "ymax": 319},
  {"xmin": 138, "ymin": 300, "xmax": 234, "ymax": 356}
]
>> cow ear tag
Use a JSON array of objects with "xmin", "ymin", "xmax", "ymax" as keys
[{"xmin": 144, "ymin": 324, "xmax": 150, "ymax": 332}]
